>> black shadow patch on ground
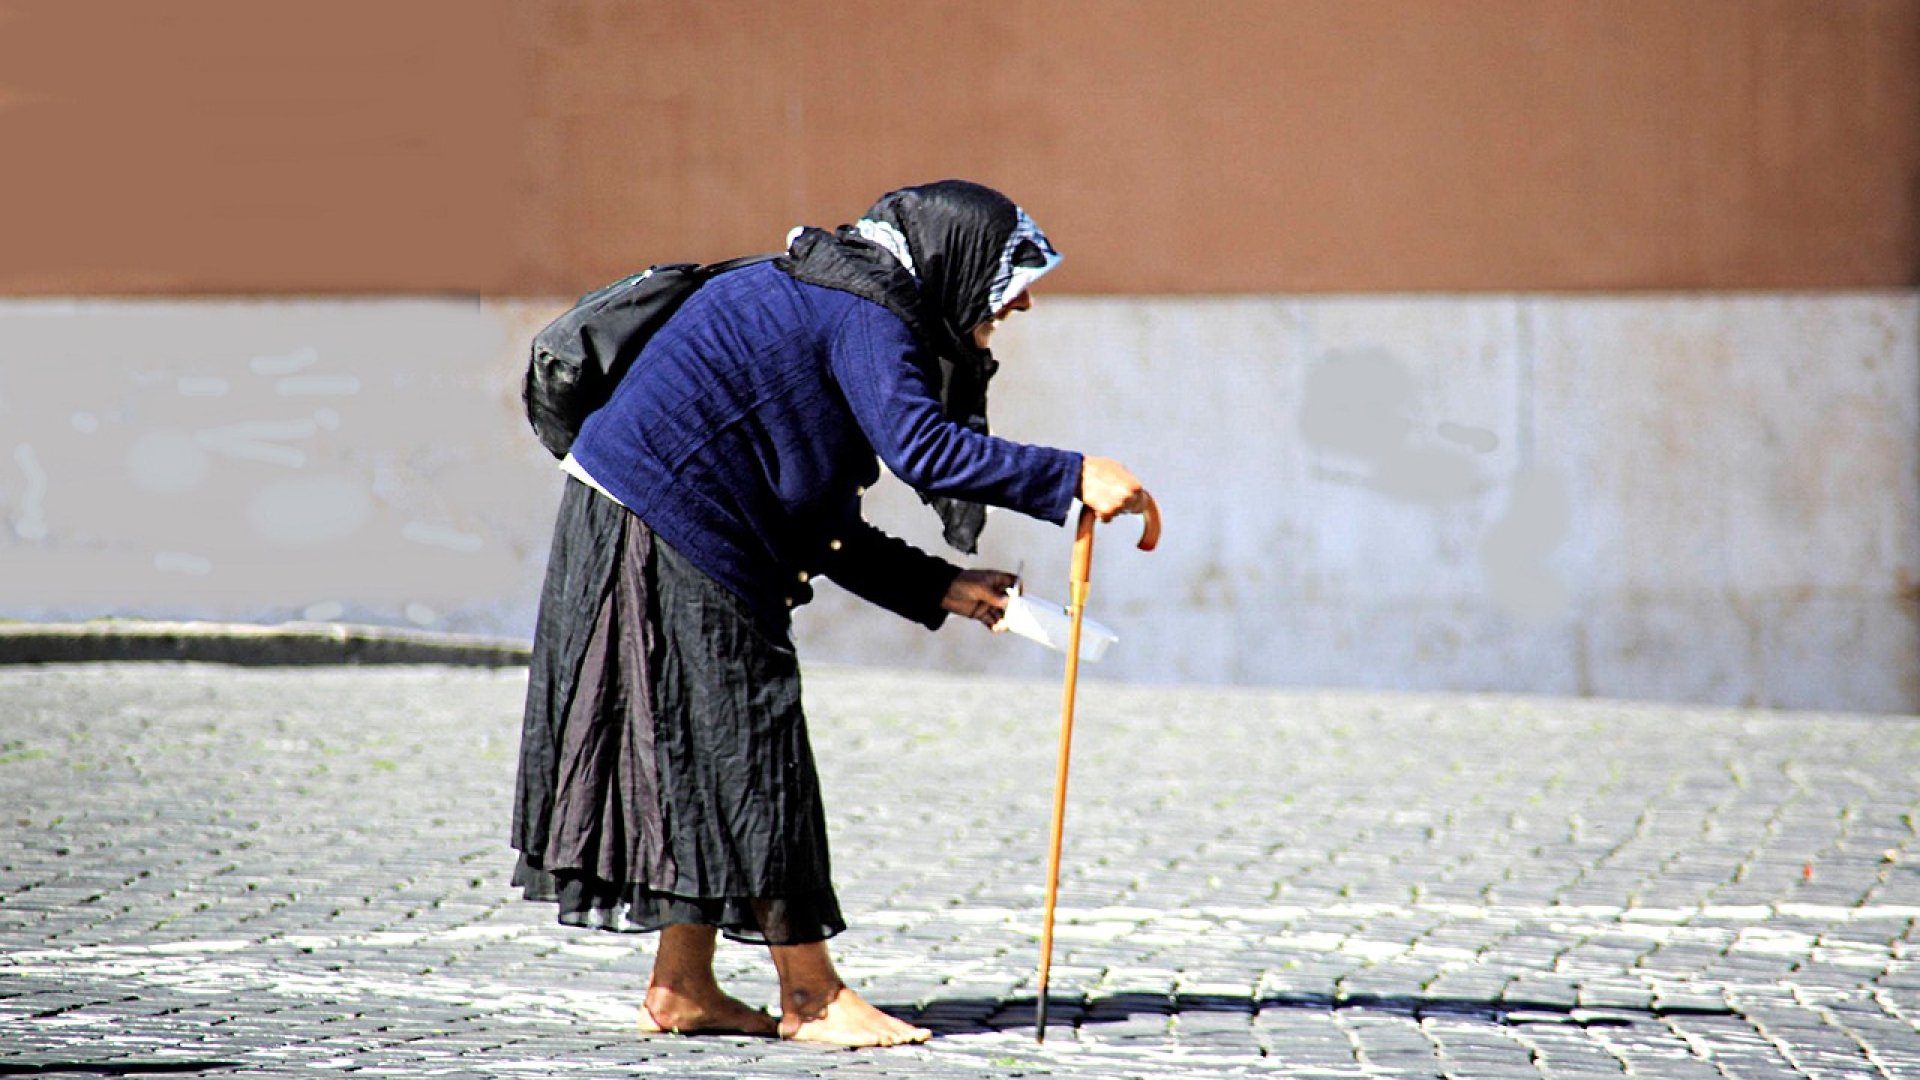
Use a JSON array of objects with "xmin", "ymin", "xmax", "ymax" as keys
[
  {"xmin": 891, "ymin": 991, "xmax": 1735, "ymax": 1036},
  {"xmin": 0, "ymin": 1063, "xmax": 244, "ymax": 1076}
]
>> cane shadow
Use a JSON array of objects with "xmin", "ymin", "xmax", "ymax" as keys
[
  {"xmin": 0, "ymin": 1063, "xmax": 244, "ymax": 1077},
  {"xmin": 887, "ymin": 991, "xmax": 1735, "ymax": 1037}
]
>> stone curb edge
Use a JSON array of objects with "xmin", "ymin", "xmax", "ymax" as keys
[{"xmin": 0, "ymin": 622, "xmax": 532, "ymax": 668}]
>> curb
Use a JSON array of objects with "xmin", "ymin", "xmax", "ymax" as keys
[{"xmin": 0, "ymin": 621, "xmax": 532, "ymax": 668}]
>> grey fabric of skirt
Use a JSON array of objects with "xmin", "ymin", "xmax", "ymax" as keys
[{"xmin": 511, "ymin": 477, "xmax": 844, "ymax": 945}]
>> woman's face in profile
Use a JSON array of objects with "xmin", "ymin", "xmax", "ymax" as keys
[{"xmin": 970, "ymin": 288, "xmax": 1033, "ymax": 349}]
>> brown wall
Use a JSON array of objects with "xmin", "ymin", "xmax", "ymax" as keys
[{"xmin": 2, "ymin": 0, "xmax": 1916, "ymax": 296}]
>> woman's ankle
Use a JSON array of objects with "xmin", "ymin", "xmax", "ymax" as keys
[
  {"xmin": 780, "ymin": 977, "xmax": 847, "ymax": 1022},
  {"xmin": 649, "ymin": 923, "xmax": 723, "ymax": 996},
  {"xmin": 767, "ymin": 938, "xmax": 847, "ymax": 1020}
]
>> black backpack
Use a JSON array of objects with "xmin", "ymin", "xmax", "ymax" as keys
[{"xmin": 521, "ymin": 253, "xmax": 775, "ymax": 458}]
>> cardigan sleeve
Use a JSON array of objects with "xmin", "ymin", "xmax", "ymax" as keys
[
  {"xmin": 828, "ymin": 306, "xmax": 1083, "ymax": 525},
  {"xmin": 817, "ymin": 518, "xmax": 962, "ymax": 630}
]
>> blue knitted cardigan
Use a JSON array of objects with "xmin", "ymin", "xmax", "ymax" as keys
[{"xmin": 569, "ymin": 260, "xmax": 1081, "ymax": 636}]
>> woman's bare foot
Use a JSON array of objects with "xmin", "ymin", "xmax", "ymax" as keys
[
  {"xmin": 778, "ymin": 984, "xmax": 931, "ymax": 1047},
  {"xmin": 637, "ymin": 923, "xmax": 776, "ymax": 1036},
  {"xmin": 638, "ymin": 982, "xmax": 778, "ymax": 1037}
]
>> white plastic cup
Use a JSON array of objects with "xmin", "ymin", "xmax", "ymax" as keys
[{"xmin": 1000, "ymin": 591, "xmax": 1117, "ymax": 662}]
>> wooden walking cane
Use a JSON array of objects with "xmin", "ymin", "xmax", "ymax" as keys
[{"xmin": 1036, "ymin": 493, "xmax": 1161, "ymax": 1043}]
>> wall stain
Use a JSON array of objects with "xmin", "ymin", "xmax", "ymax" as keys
[
  {"xmin": 1896, "ymin": 568, "xmax": 1920, "ymax": 606},
  {"xmin": 1480, "ymin": 469, "xmax": 1571, "ymax": 620},
  {"xmin": 11, "ymin": 443, "xmax": 48, "ymax": 540},
  {"xmin": 1298, "ymin": 348, "xmax": 1491, "ymax": 506}
]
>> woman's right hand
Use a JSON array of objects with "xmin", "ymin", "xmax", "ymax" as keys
[{"xmin": 1077, "ymin": 455, "xmax": 1149, "ymax": 521}]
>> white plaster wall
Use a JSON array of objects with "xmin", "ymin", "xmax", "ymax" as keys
[
  {"xmin": 0, "ymin": 299, "xmax": 564, "ymax": 634},
  {"xmin": 1, "ymin": 292, "xmax": 1913, "ymax": 712}
]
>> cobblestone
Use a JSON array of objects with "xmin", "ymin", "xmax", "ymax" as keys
[{"xmin": 2, "ymin": 663, "xmax": 1919, "ymax": 1076}]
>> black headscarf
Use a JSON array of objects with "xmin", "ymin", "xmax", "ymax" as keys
[{"xmin": 777, "ymin": 180, "xmax": 1061, "ymax": 554}]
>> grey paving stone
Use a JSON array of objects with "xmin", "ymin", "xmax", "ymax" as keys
[{"xmin": 4, "ymin": 664, "xmax": 1920, "ymax": 1077}]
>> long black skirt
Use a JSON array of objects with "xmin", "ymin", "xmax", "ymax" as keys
[{"xmin": 510, "ymin": 478, "xmax": 844, "ymax": 945}]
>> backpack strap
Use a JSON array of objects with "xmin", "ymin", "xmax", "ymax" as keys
[{"xmin": 700, "ymin": 252, "xmax": 781, "ymax": 277}]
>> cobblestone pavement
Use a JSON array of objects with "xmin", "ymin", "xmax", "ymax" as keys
[{"xmin": 4, "ymin": 662, "xmax": 1920, "ymax": 1078}]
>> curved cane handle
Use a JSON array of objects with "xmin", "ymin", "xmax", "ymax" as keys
[
  {"xmin": 1071, "ymin": 491, "xmax": 1162, "ymax": 588},
  {"xmin": 1135, "ymin": 491, "xmax": 1162, "ymax": 552}
]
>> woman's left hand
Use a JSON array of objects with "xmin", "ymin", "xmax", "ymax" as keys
[{"xmin": 942, "ymin": 568, "xmax": 1019, "ymax": 629}]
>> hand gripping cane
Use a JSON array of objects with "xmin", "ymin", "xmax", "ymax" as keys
[{"xmin": 1035, "ymin": 493, "xmax": 1162, "ymax": 1043}]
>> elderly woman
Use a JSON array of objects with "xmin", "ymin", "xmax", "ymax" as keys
[{"xmin": 511, "ymin": 180, "xmax": 1149, "ymax": 1047}]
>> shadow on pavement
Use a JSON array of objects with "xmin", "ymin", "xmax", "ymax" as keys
[
  {"xmin": 0, "ymin": 1064, "xmax": 243, "ymax": 1077},
  {"xmin": 894, "ymin": 991, "xmax": 1735, "ymax": 1036}
]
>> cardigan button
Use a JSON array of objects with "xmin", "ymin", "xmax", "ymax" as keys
[
  {"xmin": 854, "ymin": 486, "xmax": 866, "ymax": 497},
  {"xmin": 783, "ymin": 596, "xmax": 795, "ymax": 608},
  {"xmin": 796, "ymin": 571, "xmax": 810, "ymax": 584},
  {"xmin": 828, "ymin": 539, "xmax": 843, "ymax": 552}
]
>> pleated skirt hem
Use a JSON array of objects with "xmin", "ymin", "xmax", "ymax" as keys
[{"xmin": 511, "ymin": 853, "xmax": 845, "ymax": 945}]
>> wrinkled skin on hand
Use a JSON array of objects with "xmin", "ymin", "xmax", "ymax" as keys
[{"xmin": 1078, "ymin": 455, "xmax": 1148, "ymax": 521}]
